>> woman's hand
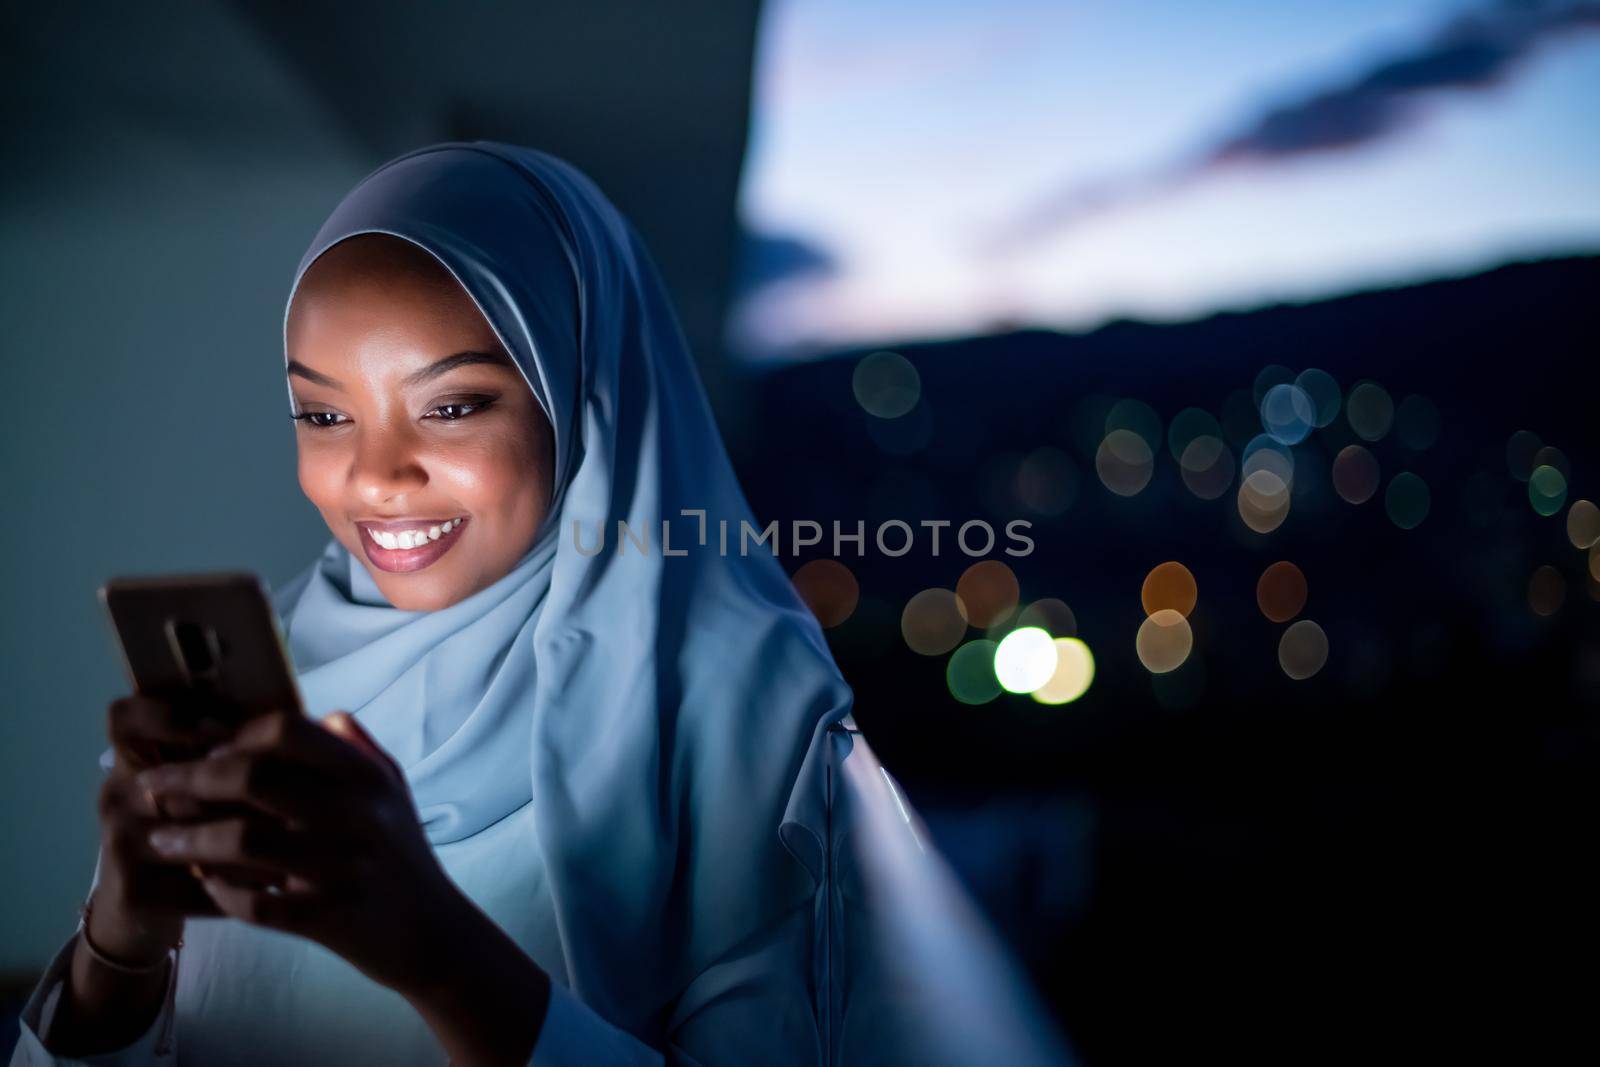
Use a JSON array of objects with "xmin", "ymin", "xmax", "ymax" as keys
[
  {"xmin": 135, "ymin": 708, "xmax": 451, "ymax": 993},
  {"xmin": 135, "ymin": 708, "xmax": 552, "ymax": 1065},
  {"xmin": 94, "ymin": 694, "xmax": 233, "ymax": 962}
]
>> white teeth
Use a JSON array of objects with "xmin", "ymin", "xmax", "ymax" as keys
[{"xmin": 368, "ymin": 519, "xmax": 463, "ymax": 551}]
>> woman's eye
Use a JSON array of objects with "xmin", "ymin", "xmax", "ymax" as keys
[
  {"xmin": 293, "ymin": 411, "xmax": 348, "ymax": 429},
  {"xmin": 425, "ymin": 400, "xmax": 491, "ymax": 421}
]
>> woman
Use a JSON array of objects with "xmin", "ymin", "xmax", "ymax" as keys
[{"xmin": 13, "ymin": 141, "xmax": 856, "ymax": 1065}]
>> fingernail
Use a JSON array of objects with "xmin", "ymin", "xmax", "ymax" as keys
[{"xmin": 148, "ymin": 827, "xmax": 186, "ymax": 854}]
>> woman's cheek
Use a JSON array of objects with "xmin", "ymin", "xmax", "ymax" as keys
[
  {"xmin": 436, "ymin": 438, "xmax": 518, "ymax": 505},
  {"xmin": 298, "ymin": 443, "xmax": 355, "ymax": 512}
]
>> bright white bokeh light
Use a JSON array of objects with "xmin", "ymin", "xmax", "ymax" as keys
[{"xmin": 993, "ymin": 625, "xmax": 1059, "ymax": 693}]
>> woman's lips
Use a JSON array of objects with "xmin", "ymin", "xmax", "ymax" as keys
[{"xmin": 357, "ymin": 517, "xmax": 469, "ymax": 573}]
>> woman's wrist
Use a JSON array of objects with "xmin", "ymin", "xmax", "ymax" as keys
[
  {"xmin": 49, "ymin": 923, "xmax": 173, "ymax": 1056},
  {"xmin": 82, "ymin": 889, "xmax": 182, "ymax": 968},
  {"xmin": 400, "ymin": 881, "xmax": 552, "ymax": 1067}
]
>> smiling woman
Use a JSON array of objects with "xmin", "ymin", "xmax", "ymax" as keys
[
  {"xmin": 285, "ymin": 234, "xmax": 556, "ymax": 608},
  {"xmin": 11, "ymin": 142, "xmax": 863, "ymax": 1067}
]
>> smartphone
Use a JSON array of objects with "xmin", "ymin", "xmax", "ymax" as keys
[
  {"xmin": 98, "ymin": 571, "xmax": 305, "ymax": 730},
  {"xmin": 100, "ymin": 572, "xmax": 306, "ymax": 892}
]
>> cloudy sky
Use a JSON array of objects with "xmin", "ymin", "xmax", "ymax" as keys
[{"xmin": 728, "ymin": 0, "xmax": 1600, "ymax": 360}]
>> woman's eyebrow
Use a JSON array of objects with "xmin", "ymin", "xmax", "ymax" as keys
[
  {"xmin": 287, "ymin": 361, "xmax": 342, "ymax": 389},
  {"xmin": 401, "ymin": 351, "xmax": 515, "ymax": 388},
  {"xmin": 286, "ymin": 351, "xmax": 512, "ymax": 392}
]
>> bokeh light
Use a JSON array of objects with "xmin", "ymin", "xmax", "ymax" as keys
[
  {"xmin": 947, "ymin": 640, "xmax": 1001, "ymax": 705},
  {"xmin": 1252, "ymin": 364, "xmax": 1295, "ymax": 407},
  {"xmin": 1167, "ymin": 407, "xmax": 1222, "ymax": 462},
  {"xmin": 1294, "ymin": 368, "xmax": 1341, "ymax": 428},
  {"xmin": 790, "ymin": 559, "xmax": 860, "ymax": 629},
  {"xmin": 1571, "ymin": 501, "xmax": 1600, "ymax": 551},
  {"xmin": 1096, "ymin": 429, "xmax": 1155, "ymax": 497},
  {"xmin": 1528, "ymin": 566, "xmax": 1565, "ymax": 617},
  {"xmin": 956, "ymin": 560, "xmax": 1020, "ymax": 628},
  {"xmin": 1395, "ymin": 394, "xmax": 1440, "ymax": 450},
  {"xmin": 983, "ymin": 606, "xmax": 1022, "ymax": 642},
  {"xmin": 1238, "ymin": 469, "xmax": 1291, "ymax": 533},
  {"xmin": 1260, "ymin": 383, "xmax": 1315, "ymax": 445},
  {"xmin": 1528, "ymin": 465, "xmax": 1568, "ymax": 517},
  {"xmin": 1016, "ymin": 446, "xmax": 1079, "ymax": 516},
  {"xmin": 1346, "ymin": 381, "xmax": 1394, "ymax": 442},
  {"xmin": 1532, "ymin": 445, "xmax": 1570, "ymax": 481},
  {"xmin": 851, "ymin": 350, "xmax": 921, "ymax": 418},
  {"xmin": 1018, "ymin": 597, "xmax": 1077, "ymax": 638},
  {"xmin": 1591, "ymin": 545, "xmax": 1600, "ymax": 583},
  {"xmin": 1141, "ymin": 561, "xmax": 1197, "ymax": 618},
  {"xmin": 994, "ymin": 626, "xmax": 1059, "ymax": 693},
  {"xmin": 1506, "ymin": 430, "xmax": 1542, "ymax": 482},
  {"xmin": 1385, "ymin": 472, "xmax": 1430, "ymax": 529},
  {"xmin": 1257, "ymin": 561, "xmax": 1308, "ymax": 623},
  {"xmin": 1179, "ymin": 435, "xmax": 1235, "ymax": 500},
  {"xmin": 1279, "ymin": 620, "xmax": 1329, "ymax": 680},
  {"xmin": 1136, "ymin": 609, "xmax": 1193, "ymax": 674},
  {"xmin": 1242, "ymin": 434, "xmax": 1295, "ymax": 487},
  {"xmin": 901, "ymin": 588, "xmax": 968, "ymax": 656},
  {"xmin": 1106, "ymin": 398, "xmax": 1163, "ymax": 453},
  {"xmin": 1332, "ymin": 444, "xmax": 1381, "ymax": 505},
  {"xmin": 1032, "ymin": 638, "xmax": 1095, "ymax": 705}
]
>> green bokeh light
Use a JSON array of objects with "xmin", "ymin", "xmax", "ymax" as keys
[
  {"xmin": 1529, "ymin": 465, "xmax": 1568, "ymax": 517},
  {"xmin": 1385, "ymin": 472, "xmax": 1430, "ymax": 530},
  {"xmin": 947, "ymin": 639, "xmax": 1001, "ymax": 705}
]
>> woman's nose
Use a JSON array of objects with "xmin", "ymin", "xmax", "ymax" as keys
[{"xmin": 350, "ymin": 427, "xmax": 429, "ymax": 505}]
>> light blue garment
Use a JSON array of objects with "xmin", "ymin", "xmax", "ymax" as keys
[
  {"xmin": 11, "ymin": 141, "xmax": 856, "ymax": 1065},
  {"xmin": 272, "ymin": 140, "xmax": 855, "ymax": 1039}
]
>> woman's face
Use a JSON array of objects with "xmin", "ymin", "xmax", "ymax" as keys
[{"xmin": 286, "ymin": 235, "xmax": 555, "ymax": 612}]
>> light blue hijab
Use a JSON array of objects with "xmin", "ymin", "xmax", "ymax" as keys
[{"xmin": 268, "ymin": 142, "xmax": 854, "ymax": 1040}]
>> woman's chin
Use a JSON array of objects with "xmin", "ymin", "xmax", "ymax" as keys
[{"xmin": 367, "ymin": 568, "xmax": 472, "ymax": 612}]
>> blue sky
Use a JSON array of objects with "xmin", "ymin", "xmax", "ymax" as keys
[{"xmin": 728, "ymin": 0, "xmax": 1600, "ymax": 360}]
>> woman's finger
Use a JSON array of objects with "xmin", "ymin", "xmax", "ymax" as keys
[
  {"xmin": 108, "ymin": 695, "xmax": 233, "ymax": 768},
  {"xmin": 144, "ymin": 816, "xmax": 350, "ymax": 881},
  {"xmin": 118, "ymin": 861, "xmax": 225, "ymax": 919},
  {"xmin": 136, "ymin": 750, "xmax": 344, "ymax": 824},
  {"xmin": 198, "ymin": 875, "xmax": 324, "ymax": 937},
  {"xmin": 221, "ymin": 709, "xmax": 391, "ymax": 790}
]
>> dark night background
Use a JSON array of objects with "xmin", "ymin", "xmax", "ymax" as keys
[
  {"xmin": 741, "ymin": 257, "xmax": 1600, "ymax": 1063},
  {"xmin": 3, "ymin": 2, "xmax": 1596, "ymax": 1063}
]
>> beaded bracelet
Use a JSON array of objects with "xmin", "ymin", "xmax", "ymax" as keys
[{"xmin": 76, "ymin": 893, "xmax": 182, "ymax": 975}]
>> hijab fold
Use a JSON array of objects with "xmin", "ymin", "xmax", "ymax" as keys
[{"xmin": 271, "ymin": 142, "xmax": 853, "ymax": 1034}]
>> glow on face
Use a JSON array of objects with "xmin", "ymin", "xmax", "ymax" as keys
[{"xmin": 286, "ymin": 236, "xmax": 555, "ymax": 612}]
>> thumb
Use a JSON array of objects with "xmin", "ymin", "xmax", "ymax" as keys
[{"xmin": 322, "ymin": 711, "xmax": 404, "ymax": 785}]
